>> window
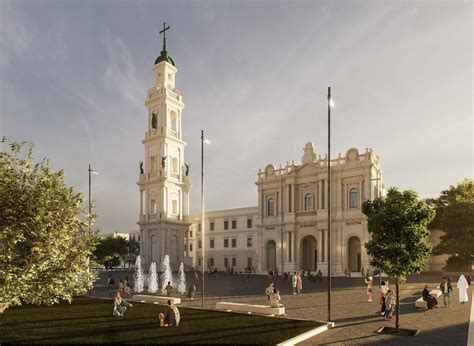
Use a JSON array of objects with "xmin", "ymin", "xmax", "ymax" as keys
[
  {"xmin": 224, "ymin": 237, "xmax": 229, "ymax": 248},
  {"xmin": 150, "ymin": 199, "xmax": 157, "ymax": 214},
  {"xmin": 267, "ymin": 198, "xmax": 275, "ymax": 216},
  {"xmin": 210, "ymin": 221, "xmax": 215, "ymax": 231},
  {"xmin": 171, "ymin": 157, "xmax": 178, "ymax": 173},
  {"xmin": 190, "ymin": 230, "xmax": 193, "ymax": 238},
  {"xmin": 198, "ymin": 223, "xmax": 202, "ymax": 231},
  {"xmin": 231, "ymin": 237, "xmax": 237, "ymax": 248},
  {"xmin": 247, "ymin": 218, "xmax": 252, "ymax": 228},
  {"xmin": 209, "ymin": 258, "xmax": 214, "ymax": 267},
  {"xmin": 210, "ymin": 238, "xmax": 214, "ymax": 248},
  {"xmin": 304, "ymin": 193, "xmax": 313, "ymax": 210},
  {"xmin": 232, "ymin": 258, "xmax": 236, "ymax": 267},
  {"xmin": 247, "ymin": 257, "xmax": 252, "ymax": 269},
  {"xmin": 172, "ymin": 200, "xmax": 178, "ymax": 215},
  {"xmin": 350, "ymin": 188, "xmax": 359, "ymax": 208},
  {"xmin": 198, "ymin": 258, "xmax": 201, "ymax": 266},
  {"xmin": 224, "ymin": 220, "xmax": 229, "ymax": 230},
  {"xmin": 198, "ymin": 240, "xmax": 202, "ymax": 249},
  {"xmin": 232, "ymin": 220, "xmax": 237, "ymax": 229},
  {"xmin": 247, "ymin": 236, "xmax": 252, "ymax": 247},
  {"xmin": 138, "ymin": 235, "xmax": 140, "ymax": 241},
  {"xmin": 150, "ymin": 156, "xmax": 156, "ymax": 172},
  {"xmin": 190, "ymin": 244, "xmax": 193, "ymax": 252},
  {"xmin": 224, "ymin": 258, "xmax": 229, "ymax": 267}
]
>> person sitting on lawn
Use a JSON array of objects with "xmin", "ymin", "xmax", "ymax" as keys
[
  {"xmin": 113, "ymin": 291, "xmax": 133, "ymax": 316},
  {"xmin": 422, "ymin": 284, "xmax": 438, "ymax": 309},
  {"xmin": 269, "ymin": 288, "xmax": 283, "ymax": 308},
  {"xmin": 159, "ymin": 312, "xmax": 167, "ymax": 327},
  {"xmin": 164, "ymin": 299, "xmax": 181, "ymax": 326},
  {"xmin": 165, "ymin": 281, "xmax": 173, "ymax": 297}
]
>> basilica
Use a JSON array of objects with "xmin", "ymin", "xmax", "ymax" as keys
[{"xmin": 137, "ymin": 32, "xmax": 444, "ymax": 276}]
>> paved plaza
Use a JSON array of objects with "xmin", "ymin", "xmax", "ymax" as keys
[{"xmin": 93, "ymin": 271, "xmax": 471, "ymax": 345}]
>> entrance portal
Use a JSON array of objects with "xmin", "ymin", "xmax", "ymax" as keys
[
  {"xmin": 266, "ymin": 240, "xmax": 277, "ymax": 270},
  {"xmin": 301, "ymin": 235, "xmax": 318, "ymax": 270},
  {"xmin": 348, "ymin": 236, "xmax": 361, "ymax": 272}
]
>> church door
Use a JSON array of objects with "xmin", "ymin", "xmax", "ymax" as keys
[
  {"xmin": 348, "ymin": 236, "xmax": 362, "ymax": 272},
  {"xmin": 301, "ymin": 235, "xmax": 318, "ymax": 270},
  {"xmin": 266, "ymin": 240, "xmax": 276, "ymax": 270}
]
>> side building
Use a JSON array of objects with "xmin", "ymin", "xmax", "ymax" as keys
[{"xmin": 190, "ymin": 142, "xmax": 384, "ymax": 276}]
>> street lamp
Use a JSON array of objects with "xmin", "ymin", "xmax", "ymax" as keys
[
  {"xmin": 327, "ymin": 86, "xmax": 334, "ymax": 322},
  {"xmin": 88, "ymin": 164, "xmax": 99, "ymax": 236},
  {"xmin": 201, "ymin": 130, "xmax": 211, "ymax": 308}
]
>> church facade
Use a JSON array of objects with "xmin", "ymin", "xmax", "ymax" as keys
[{"xmin": 187, "ymin": 143, "xmax": 384, "ymax": 276}]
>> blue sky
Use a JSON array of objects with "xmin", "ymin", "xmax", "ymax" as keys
[{"xmin": 1, "ymin": 0, "xmax": 472, "ymax": 233}]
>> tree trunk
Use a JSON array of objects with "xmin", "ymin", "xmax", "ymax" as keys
[{"xmin": 395, "ymin": 278, "xmax": 400, "ymax": 331}]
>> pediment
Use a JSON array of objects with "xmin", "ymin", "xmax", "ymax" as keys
[{"xmin": 288, "ymin": 163, "xmax": 317, "ymax": 177}]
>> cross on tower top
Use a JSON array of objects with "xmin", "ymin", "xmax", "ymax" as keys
[{"xmin": 159, "ymin": 22, "xmax": 170, "ymax": 48}]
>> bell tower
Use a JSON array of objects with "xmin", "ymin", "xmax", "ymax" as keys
[{"xmin": 138, "ymin": 23, "xmax": 192, "ymax": 270}]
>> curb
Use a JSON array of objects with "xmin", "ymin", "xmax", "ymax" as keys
[{"xmin": 277, "ymin": 321, "xmax": 335, "ymax": 346}]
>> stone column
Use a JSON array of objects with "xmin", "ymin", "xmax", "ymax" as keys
[
  {"xmin": 140, "ymin": 190, "xmax": 144, "ymax": 216},
  {"xmin": 257, "ymin": 229, "xmax": 263, "ymax": 272}
]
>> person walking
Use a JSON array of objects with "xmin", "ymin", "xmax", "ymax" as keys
[
  {"xmin": 165, "ymin": 281, "xmax": 173, "ymax": 297},
  {"xmin": 296, "ymin": 272, "xmax": 303, "ymax": 294},
  {"xmin": 365, "ymin": 276, "xmax": 374, "ymax": 301},
  {"xmin": 291, "ymin": 272, "xmax": 297, "ymax": 294},
  {"xmin": 265, "ymin": 282, "xmax": 274, "ymax": 300},
  {"xmin": 113, "ymin": 291, "xmax": 133, "ymax": 317},
  {"xmin": 457, "ymin": 275, "xmax": 469, "ymax": 304},
  {"xmin": 440, "ymin": 276, "xmax": 453, "ymax": 307},
  {"xmin": 380, "ymin": 281, "xmax": 389, "ymax": 315},
  {"xmin": 187, "ymin": 283, "xmax": 196, "ymax": 300},
  {"xmin": 383, "ymin": 290, "xmax": 395, "ymax": 320}
]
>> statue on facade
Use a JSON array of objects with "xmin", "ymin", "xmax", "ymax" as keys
[
  {"xmin": 185, "ymin": 163, "xmax": 190, "ymax": 176},
  {"xmin": 139, "ymin": 161, "xmax": 144, "ymax": 174},
  {"xmin": 161, "ymin": 156, "xmax": 167, "ymax": 168},
  {"xmin": 151, "ymin": 112, "xmax": 157, "ymax": 129}
]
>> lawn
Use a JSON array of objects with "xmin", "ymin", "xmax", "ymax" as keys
[{"xmin": 0, "ymin": 297, "xmax": 322, "ymax": 344}]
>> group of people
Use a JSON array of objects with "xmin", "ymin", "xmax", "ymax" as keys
[
  {"xmin": 107, "ymin": 275, "xmax": 132, "ymax": 297},
  {"xmin": 363, "ymin": 274, "xmax": 470, "ymax": 320},
  {"xmin": 113, "ymin": 291, "xmax": 180, "ymax": 327}
]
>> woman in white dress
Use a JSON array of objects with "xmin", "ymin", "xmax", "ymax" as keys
[{"xmin": 457, "ymin": 275, "xmax": 469, "ymax": 304}]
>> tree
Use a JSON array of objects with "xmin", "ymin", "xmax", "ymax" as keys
[
  {"xmin": 126, "ymin": 238, "xmax": 140, "ymax": 268},
  {"xmin": 93, "ymin": 236, "xmax": 132, "ymax": 269},
  {"xmin": 0, "ymin": 139, "xmax": 98, "ymax": 312},
  {"xmin": 362, "ymin": 187, "xmax": 435, "ymax": 331},
  {"xmin": 427, "ymin": 179, "xmax": 474, "ymax": 271}
]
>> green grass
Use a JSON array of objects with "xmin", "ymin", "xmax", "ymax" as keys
[{"xmin": 0, "ymin": 297, "xmax": 322, "ymax": 344}]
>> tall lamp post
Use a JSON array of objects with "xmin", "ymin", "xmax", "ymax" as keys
[
  {"xmin": 201, "ymin": 130, "xmax": 211, "ymax": 308},
  {"xmin": 327, "ymin": 87, "xmax": 335, "ymax": 322},
  {"xmin": 88, "ymin": 164, "xmax": 99, "ymax": 236}
]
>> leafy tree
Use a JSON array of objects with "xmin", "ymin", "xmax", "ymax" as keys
[
  {"xmin": 126, "ymin": 238, "xmax": 140, "ymax": 268},
  {"xmin": 0, "ymin": 139, "xmax": 98, "ymax": 312},
  {"xmin": 362, "ymin": 188, "xmax": 435, "ymax": 331},
  {"xmin": 93, "ymin": 236, "xmax": 129, "ymax": 269},
  {"xmin": 427, "ymin": 179, "xmax": 474, "ymax": 271}
]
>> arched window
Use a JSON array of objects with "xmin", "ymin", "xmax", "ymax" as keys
[
  {"xmin": 267, "ymin": 198, "xmax": 275, "ymax": 216},
  {"xmin": 350, "ymin": 188, "xmax": 359, "ymax": 208},
  {"xmin": 304, "ymin": 193, "xmax": 313, "ymax": 210}
]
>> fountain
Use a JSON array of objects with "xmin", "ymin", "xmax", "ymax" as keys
[
  {"xmin": 148, "ymin": 262, "xmax": 158, "ymax": 293},
  {"xmin": 160, "ymin": 255, "xmax": 173, "ymax": 293},
  {"xmin": 134, "ymin": 255, "xmax": 144, "ymax": 293},
  {"xmin": 178, "ymin": 262, "xmax": 186, "ymax": 294}
]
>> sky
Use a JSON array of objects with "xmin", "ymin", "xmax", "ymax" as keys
[{"xmin": 1, "ymin": 0, "xmax": 472, "ymax": 234}]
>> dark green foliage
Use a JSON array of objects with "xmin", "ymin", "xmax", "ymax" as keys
[
  {"xmin": 93, "ymin": 236, "xmax": 139, "ymax": 269},
  {"xmin": 0, "ymin": 297, "xmax": 320, "ymax": 344},
  {"xmin": 362, "ymin": 187, "xmax": 435, "ymax": 330},
  {"xmin": 427, "ymin": 179, "xmax": 474, "ymax": 270}
]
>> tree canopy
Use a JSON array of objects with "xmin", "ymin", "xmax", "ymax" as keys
[
  {"xmin": 0, "ymin": 139, "xmax": 98, "ymax": 312},
  {"xmin": 363, "ymin": 187, "xmax": 435, "ymax": 330},
  {"xmin": 428, "ymin": 179, "xmax": 474, "ymax": 270},
  {"xmin": 93, "ymin": 236, "xmax": 139, "ymax": 269}
]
